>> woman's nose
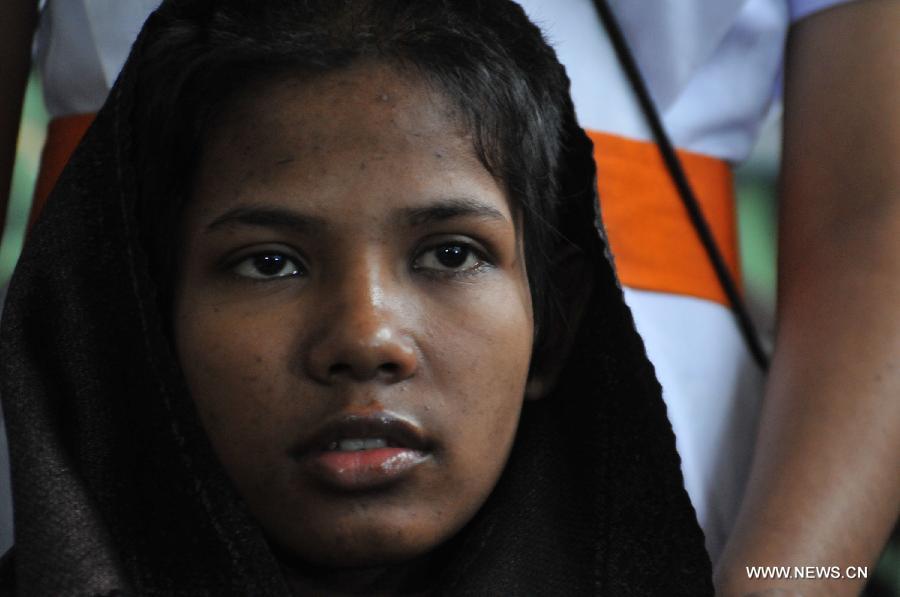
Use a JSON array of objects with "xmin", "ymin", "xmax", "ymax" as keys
[{"xmin": 304, "ymin": 267, "xmax": 418, "ymax": 385}]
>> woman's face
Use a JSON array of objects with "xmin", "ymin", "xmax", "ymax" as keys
[{"xmin": 174, "ymin": 63, "xmax": 534, "ymax": 566}]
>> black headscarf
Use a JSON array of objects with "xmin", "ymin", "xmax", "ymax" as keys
[{"xmin": 0, "ymin": 1, "xmax": 712, "ymax": 594}]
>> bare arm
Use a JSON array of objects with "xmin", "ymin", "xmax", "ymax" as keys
[
  {"xmin": 716, "ymin": 1, "xmax": 900, "ymax": 595},
  {"xmin": 0, "ymin": 0, "xmax": 39, "ymax": 240}
]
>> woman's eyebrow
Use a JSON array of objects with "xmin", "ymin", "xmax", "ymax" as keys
[
  {"xmin": 401, "ymin": 197, "xmax": 508, "ymax": 227},
  {"xmin": 205, "ymin": 205, "xmax": 328, "ymax": 234}
]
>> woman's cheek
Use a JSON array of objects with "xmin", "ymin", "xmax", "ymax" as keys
[
  {"xmin": 177, "ymin": 304, "xmax": 285, "ymax": 444},
  {"xmin": 427, "ymin": 280, "xmax": 532, "ymax": 446}
]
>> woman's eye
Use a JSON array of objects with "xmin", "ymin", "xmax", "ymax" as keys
[
  {"xmin": 232, "ymin": 253, "xmax": 303, "ymax": 280},
  {"xmin": 413, "ymin": 243, "xmax": 485, "ymax": 274}
]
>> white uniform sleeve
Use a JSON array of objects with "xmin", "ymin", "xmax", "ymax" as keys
[{"xmin": 789, "ymin": 0, "xmax": 857, "ymax": 23}]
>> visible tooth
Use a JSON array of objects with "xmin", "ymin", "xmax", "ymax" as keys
[
  {"xmin": 330, "ymin": 438, "xmax": 389, "ymax": 451},
  {"xmin": 337, "ymin": 439, "xmax": 366, "ymax": 451}
]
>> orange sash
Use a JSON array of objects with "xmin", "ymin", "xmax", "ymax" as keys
[
  {"xmin": 589, "ymin": 129, "xmax": 740, "ymax": 306},
  {"xmin": 29, "ymin": 113, "xmax": 96, "ymax": 230}
]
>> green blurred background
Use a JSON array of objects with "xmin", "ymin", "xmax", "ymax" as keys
[
  {"xmin": 1, "ymin": 73, "xmax": 897, "ymax": 594},
  {"xmin": 0, "ymin": 74, "xmax": 44, "ymax": 288}
]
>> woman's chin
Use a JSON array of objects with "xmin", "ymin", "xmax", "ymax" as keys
[
  {"xmin": 271, "ymin": 531, "xmax": 449, "ymax": 596},
  {"xmin": 270, "ymin": 525, "xmax": 440, "ymax": 570}
]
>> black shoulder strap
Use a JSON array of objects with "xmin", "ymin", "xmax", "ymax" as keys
[{"xmin": 591, "ymin": 0, "xmax": 770, "ymax": 371}]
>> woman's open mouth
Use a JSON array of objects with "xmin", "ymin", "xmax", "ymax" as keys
[{"xmin": 291, "ymin": 414, "xmax": 433, "ymax": 491}]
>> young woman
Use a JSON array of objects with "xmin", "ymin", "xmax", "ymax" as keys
[{"xmin": 0, "ymin": 1, "xmax": 711, "ymax": 594}]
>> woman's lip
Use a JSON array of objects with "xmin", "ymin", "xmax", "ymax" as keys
[
  {"xmin": 290, "ymin": 412, "xmax": 434, "ymax": 491},
  {"xmin": 291, "ymin": 412, "xmax": 432, "ymax": 455},
  {"xmin": 304, "ymin": 447, "xmax": 431, "ymax": 491}
]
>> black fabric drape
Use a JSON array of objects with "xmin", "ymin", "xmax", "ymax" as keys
[{"xmin": 0, "ymin": 1, "xmax": 712, "ymax": 594}]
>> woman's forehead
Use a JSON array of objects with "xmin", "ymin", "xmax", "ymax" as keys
[
  {"xmin": 211, "ymin": 62, "xmax": 466, "ymax": 152},
  {"xmin": 189, "ymin": 62, "xmax": 516, "ymax": 230}
]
